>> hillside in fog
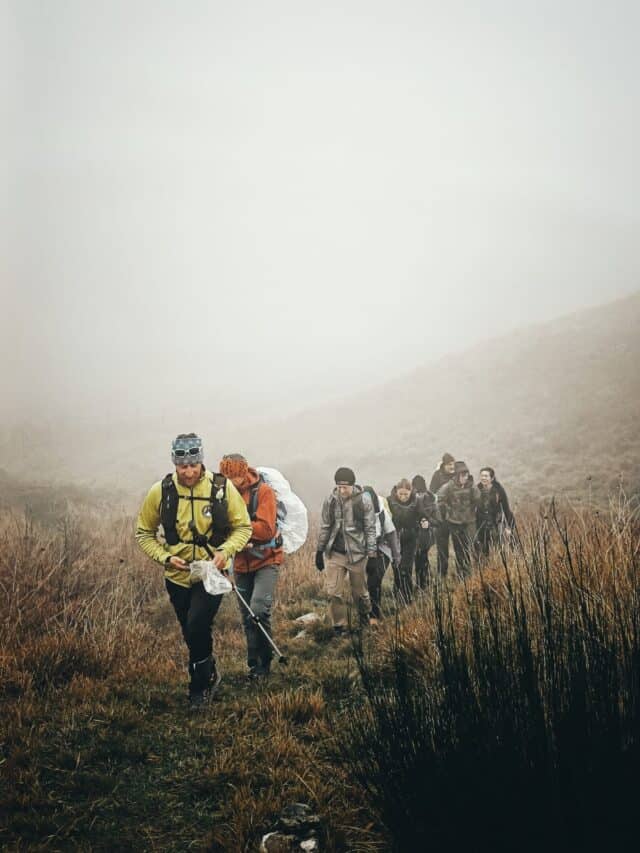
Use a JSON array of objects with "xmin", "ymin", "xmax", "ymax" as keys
[
  {"xmin": 262, "ymin": 291, "xmax": 640, "ymax": 508},
  {"xmin": 1, "ymin": 292, "xmax": 639, "ymax": 513}
]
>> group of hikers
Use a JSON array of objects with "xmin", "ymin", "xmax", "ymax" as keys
[
  {"xmin": 316, "ymin": 454, "xmax": 514, "ymax": 634},
  {"xmin": 136, "ymin": 435, "xmax": 514, "ymax": 708}
]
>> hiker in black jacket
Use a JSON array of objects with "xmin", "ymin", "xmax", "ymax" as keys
[
  {"xmin": 387, "ymin": 479, "xmax": 431, "ymax": 604},
  {"xmin": 429, "ymin": 453, "xmax": 456, "ymax": 577},
  {"xmin": 411, "ymin": 475, "xmax": 438, "ymax": 590},
  {"xmin": 476, "ymin": 467, "xmax": 515, "ymax": 558}
]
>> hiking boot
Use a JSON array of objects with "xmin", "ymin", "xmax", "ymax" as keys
[
  {"xmin": 189, "ymin": 689, "xmax": 209, "ymax": 710},
  {"xmin": 248, "ymin": 663, "xmax": 270, "ymax": 680},
  {"xmin": 188, "ymin": 656, "xmax": 221, "ymax": 707}
]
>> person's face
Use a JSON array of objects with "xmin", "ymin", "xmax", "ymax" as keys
[
  {"xmin": 231, "ymin": 475, "xmax": 247, "ymax": 490},
  {"xmin": 480, "ymin": 470, "xmax": 493, "ymax": 487},
  {"xmin": 397, "ymin": 487, "xmax": 411, "ymax": 502},
  {"xmin": 176, "ymin": 463, "xmax": 203, "ymax": 488},
  {"xmin": 457, "ymin": 471, "xmax": 469, "ymax": 486},
  {"xmin": 336, "ymin": 483, "xmax": 354, "ymax": 499},
  {"xmin": 444, "ymin": 460, "xmax": 455, "ymax": 474}
]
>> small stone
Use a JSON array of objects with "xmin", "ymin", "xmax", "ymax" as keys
[
  {"xmin": 294, "ymin": 612, "xmax": 321, "ymax": 625},
  {"xmin": 260, "ymin": 831, "xmax": 299, "ymax": 852}
]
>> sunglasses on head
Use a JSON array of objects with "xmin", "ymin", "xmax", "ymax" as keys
[{"xmin": 174, "ymin": 447, "xmax": 201, "ymax": 459}]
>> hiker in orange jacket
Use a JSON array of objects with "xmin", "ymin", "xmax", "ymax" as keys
[{"xmin": 220, "ymin": 453, "xmax": 284, "ymax": 679}]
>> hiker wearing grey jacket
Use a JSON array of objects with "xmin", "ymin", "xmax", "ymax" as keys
[
  {"xmin": 315, "ymin": 467, "xmax": 377, "ymax": 633},
  {"xmin": 437, "ymin": 461, "xmax": 480, "ymax": 577}
]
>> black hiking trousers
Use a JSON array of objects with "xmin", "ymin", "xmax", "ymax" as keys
[
  {"xmin": 449, "ymin": 523, "xmax": 476, "ymax": 578},
  {"xmin": 414, "ymin": 545, "xmax": 432, "ymax": 590},
  {"xmin": 476, "ymin": 522, "xmax": 498, "ymax": 559},
  {"xmin": 366, "ymin": 553, "xmax": 389, "ymax": 619},
  {"xmin": 435, "ymin": 522, "xmax": 451, "ymax": 577},
  {"xmin": 394, "ymin": 529, "xmax": 417, "ymax": 605},
  {"xmin": 166, "ymin": 579, "xmax": 222, "ymax": 664}
]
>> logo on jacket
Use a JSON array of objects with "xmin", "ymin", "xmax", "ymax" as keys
[{"xmin": 202, "ymin": 505, "xmax": 213, "ymax": 518}]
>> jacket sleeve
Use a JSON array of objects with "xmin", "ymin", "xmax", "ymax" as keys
[
  {"xmin": 317, "ymin": 497, "xmax": 333, "ymax": 553},
  {"xmin": 362, "ymin": 492, "xmax": 377, "ymax": 556},
  {"xmin": 135, "ymin": 482, "xmax": 170, "ymax": 565},
  {"xmin": 497, "ymin": 484, "xmax": 515, "ymax": 526},
  {"xmin": 429, "ymin": 471, "xmax": 441, "ymax": 493},
  {"xmin": 436, "ymin": 482, "xmax": 450, "ymax": 521},
  {"xmin": 219, "ymin": 481, "xmax": 252, "ymax": 559},
  {"xmin": 424, "ymin": 491, "xmax": 439, "ymax": 526},
  {"xmin": 250, "ymin": 483, "xmax": 278, "ymax": 543},
  {"xmin": 385, "ymin": 529, "xmax": 401, "ymax": 564},
  {"xmin": 471, "ymin": 484, "xmax": 481, "ymax": 509}
]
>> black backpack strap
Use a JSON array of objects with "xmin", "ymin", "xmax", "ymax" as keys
[
  {"xmin": 208, "ymin": 473, "xmax": 231, "ymax": 547},
  {"xmin": 362, "ymin": 486, "xmax": 380, "ymax": 515},
  {"xmin": 160, "ymin": 473, "xmax": 181, "ymax": 546},
  {"xmin": 247, "ymin": 475, "xmax": 264, "ymax": 521}
]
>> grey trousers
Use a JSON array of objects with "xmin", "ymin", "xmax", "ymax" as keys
[{"xmin": 235, "ymin": 565, "xmax": 279, "ymax": 667}]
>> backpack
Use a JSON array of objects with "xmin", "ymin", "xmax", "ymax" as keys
[
  {"xmin": 330, "ymin": 486, "xmax": 381, "ymax": 529},
  {"xmin": 250, "ymin": 467, "xmax": 308, "ymax": 555},
  {"xmin": 160, "ymin": 472, "xmax": 229, "ymax": 548}
]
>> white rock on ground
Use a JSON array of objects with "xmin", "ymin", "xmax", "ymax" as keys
[{"xmin": 294, "ymin": 612, "xmax": 321, "ymax": 625}]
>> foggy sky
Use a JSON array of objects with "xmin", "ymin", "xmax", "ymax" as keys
[{"xmin": 3, "ymin": 0, "xmax": 639, "ymax": 427}]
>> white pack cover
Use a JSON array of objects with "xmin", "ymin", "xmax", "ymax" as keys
[
  {"xmin": 256, "ymin": 466, "xmax": 308, "ymax": 554},
  {"xmin": 190, "ymin": 560, "xmax": 233, "ymax": 595}
]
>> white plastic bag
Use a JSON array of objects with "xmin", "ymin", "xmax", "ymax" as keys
[
  {"xmin": 190, "ymin": 560, "xmax": 233, "ymax": 595},
  {"xmin": 257, "ymin": 466, "xmax": 308, "ymax": 554}
]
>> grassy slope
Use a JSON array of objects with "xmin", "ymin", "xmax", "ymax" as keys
[
  {"xmin": 0, "ymin": 514, "xmax": 384, "ymax": 853},
  {"xmin": 3, "ymin": 491, "xmax": 640, "ymax": 851}
]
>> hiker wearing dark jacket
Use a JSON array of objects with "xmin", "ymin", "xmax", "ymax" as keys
[
  {"xmin": 365, "ymin": 490, "xmax": 401, "ymax": 621},
  {"xmin": 316, "ymin": 467, "xmax": 377, "ymax": 634},
  {"xmin": 411, "ymin": 475, "xmax": 439, "ymax": 590},
  {"xmin": 476, "ymin": 467, "xmax": 515, "ymax": 558},
  {"xmin": 220, "ymin": 453, "xmax": 284, "ymax": 679},
  {"xmin": 387, "ymin": 479, "xmax": 431, "ymax": 604},
  {"xmin": 436, "ymin": 461, "xmax": 480, "ymax": 577},
  {"xmin": 430, "ymin": 453, "xmax": 456, "ymax": 577},
  {"xmin": 136, "ymin": 434, "xmax": 251, "ymax": 708}
]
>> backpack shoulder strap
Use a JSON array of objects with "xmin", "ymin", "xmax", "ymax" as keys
[
  {"xmin": 160, "ymin": 473, "xmax": 181, "ymax": 546},
  {"xmin": 248, "ymin": 475, "xmax": 264, "ymax": 520},
  {"xmin": 211, "ymin": 472, "xmax": 227, "ymax": 497}
]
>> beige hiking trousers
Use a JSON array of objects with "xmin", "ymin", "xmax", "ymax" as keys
[{"xmin": 324, "ymin": 552, "xmax": 372, "ymax": 628}]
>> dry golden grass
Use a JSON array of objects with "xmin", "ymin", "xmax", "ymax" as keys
[{"xmin": 2, "ymin": 494, "xmax": 638, "ymax": 851}]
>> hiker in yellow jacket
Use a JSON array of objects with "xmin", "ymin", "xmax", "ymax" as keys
[{"xmin": 136, "ymin": 433, "xmax": 251, "ymax": 707}]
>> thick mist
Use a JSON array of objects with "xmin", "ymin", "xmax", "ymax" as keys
[{"xmin": 3, "ymin": 1, "xmax": 640, "ymax": 490}]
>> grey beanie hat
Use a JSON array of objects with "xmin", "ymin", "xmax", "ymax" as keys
[{"xmin": 171, "ymin": 433, "xmax": 204, "ymax": 465}]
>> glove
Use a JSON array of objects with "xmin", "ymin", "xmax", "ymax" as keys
[{"xmin": 315, "ymin": 551, "xmax": 325, "ymax": 572}]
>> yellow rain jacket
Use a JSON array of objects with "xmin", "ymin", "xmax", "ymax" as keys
[{"xmin": 136, "ymin": 467, "xmax": 252, "ymax": 588}]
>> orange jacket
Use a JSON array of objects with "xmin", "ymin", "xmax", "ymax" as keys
[{"xmin": 234, "ymin": 468, "xmax": 284, "ymax": 573}]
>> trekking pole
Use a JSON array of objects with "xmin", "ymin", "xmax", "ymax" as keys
[
  {"xmin": 199, "ymin": 537, "xmax": 288, "ymax": 665},
  {"xmin": 232, "ymin": 583, "xmax": 288, "ymax": 666}
]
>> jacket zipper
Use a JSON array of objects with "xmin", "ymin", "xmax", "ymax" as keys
[
  {"xmin": 190, "ymin": 484, "xmax": 196, "ymax": 562},
  {"xmin": 343, "ymin": 498, "xmax": 354, "ymax": 563}
]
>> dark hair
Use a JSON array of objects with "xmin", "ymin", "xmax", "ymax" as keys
[
  {"xmin": 480, "ymin": 467, "xmax": 495, "ymax": 480},
  {"xmin": 412, "ymin": 475, "xmax": 427, "ymax": 492},
  {"xmin": 176, "ymin": 432, "xmax": 199, "ymax": 439}
]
